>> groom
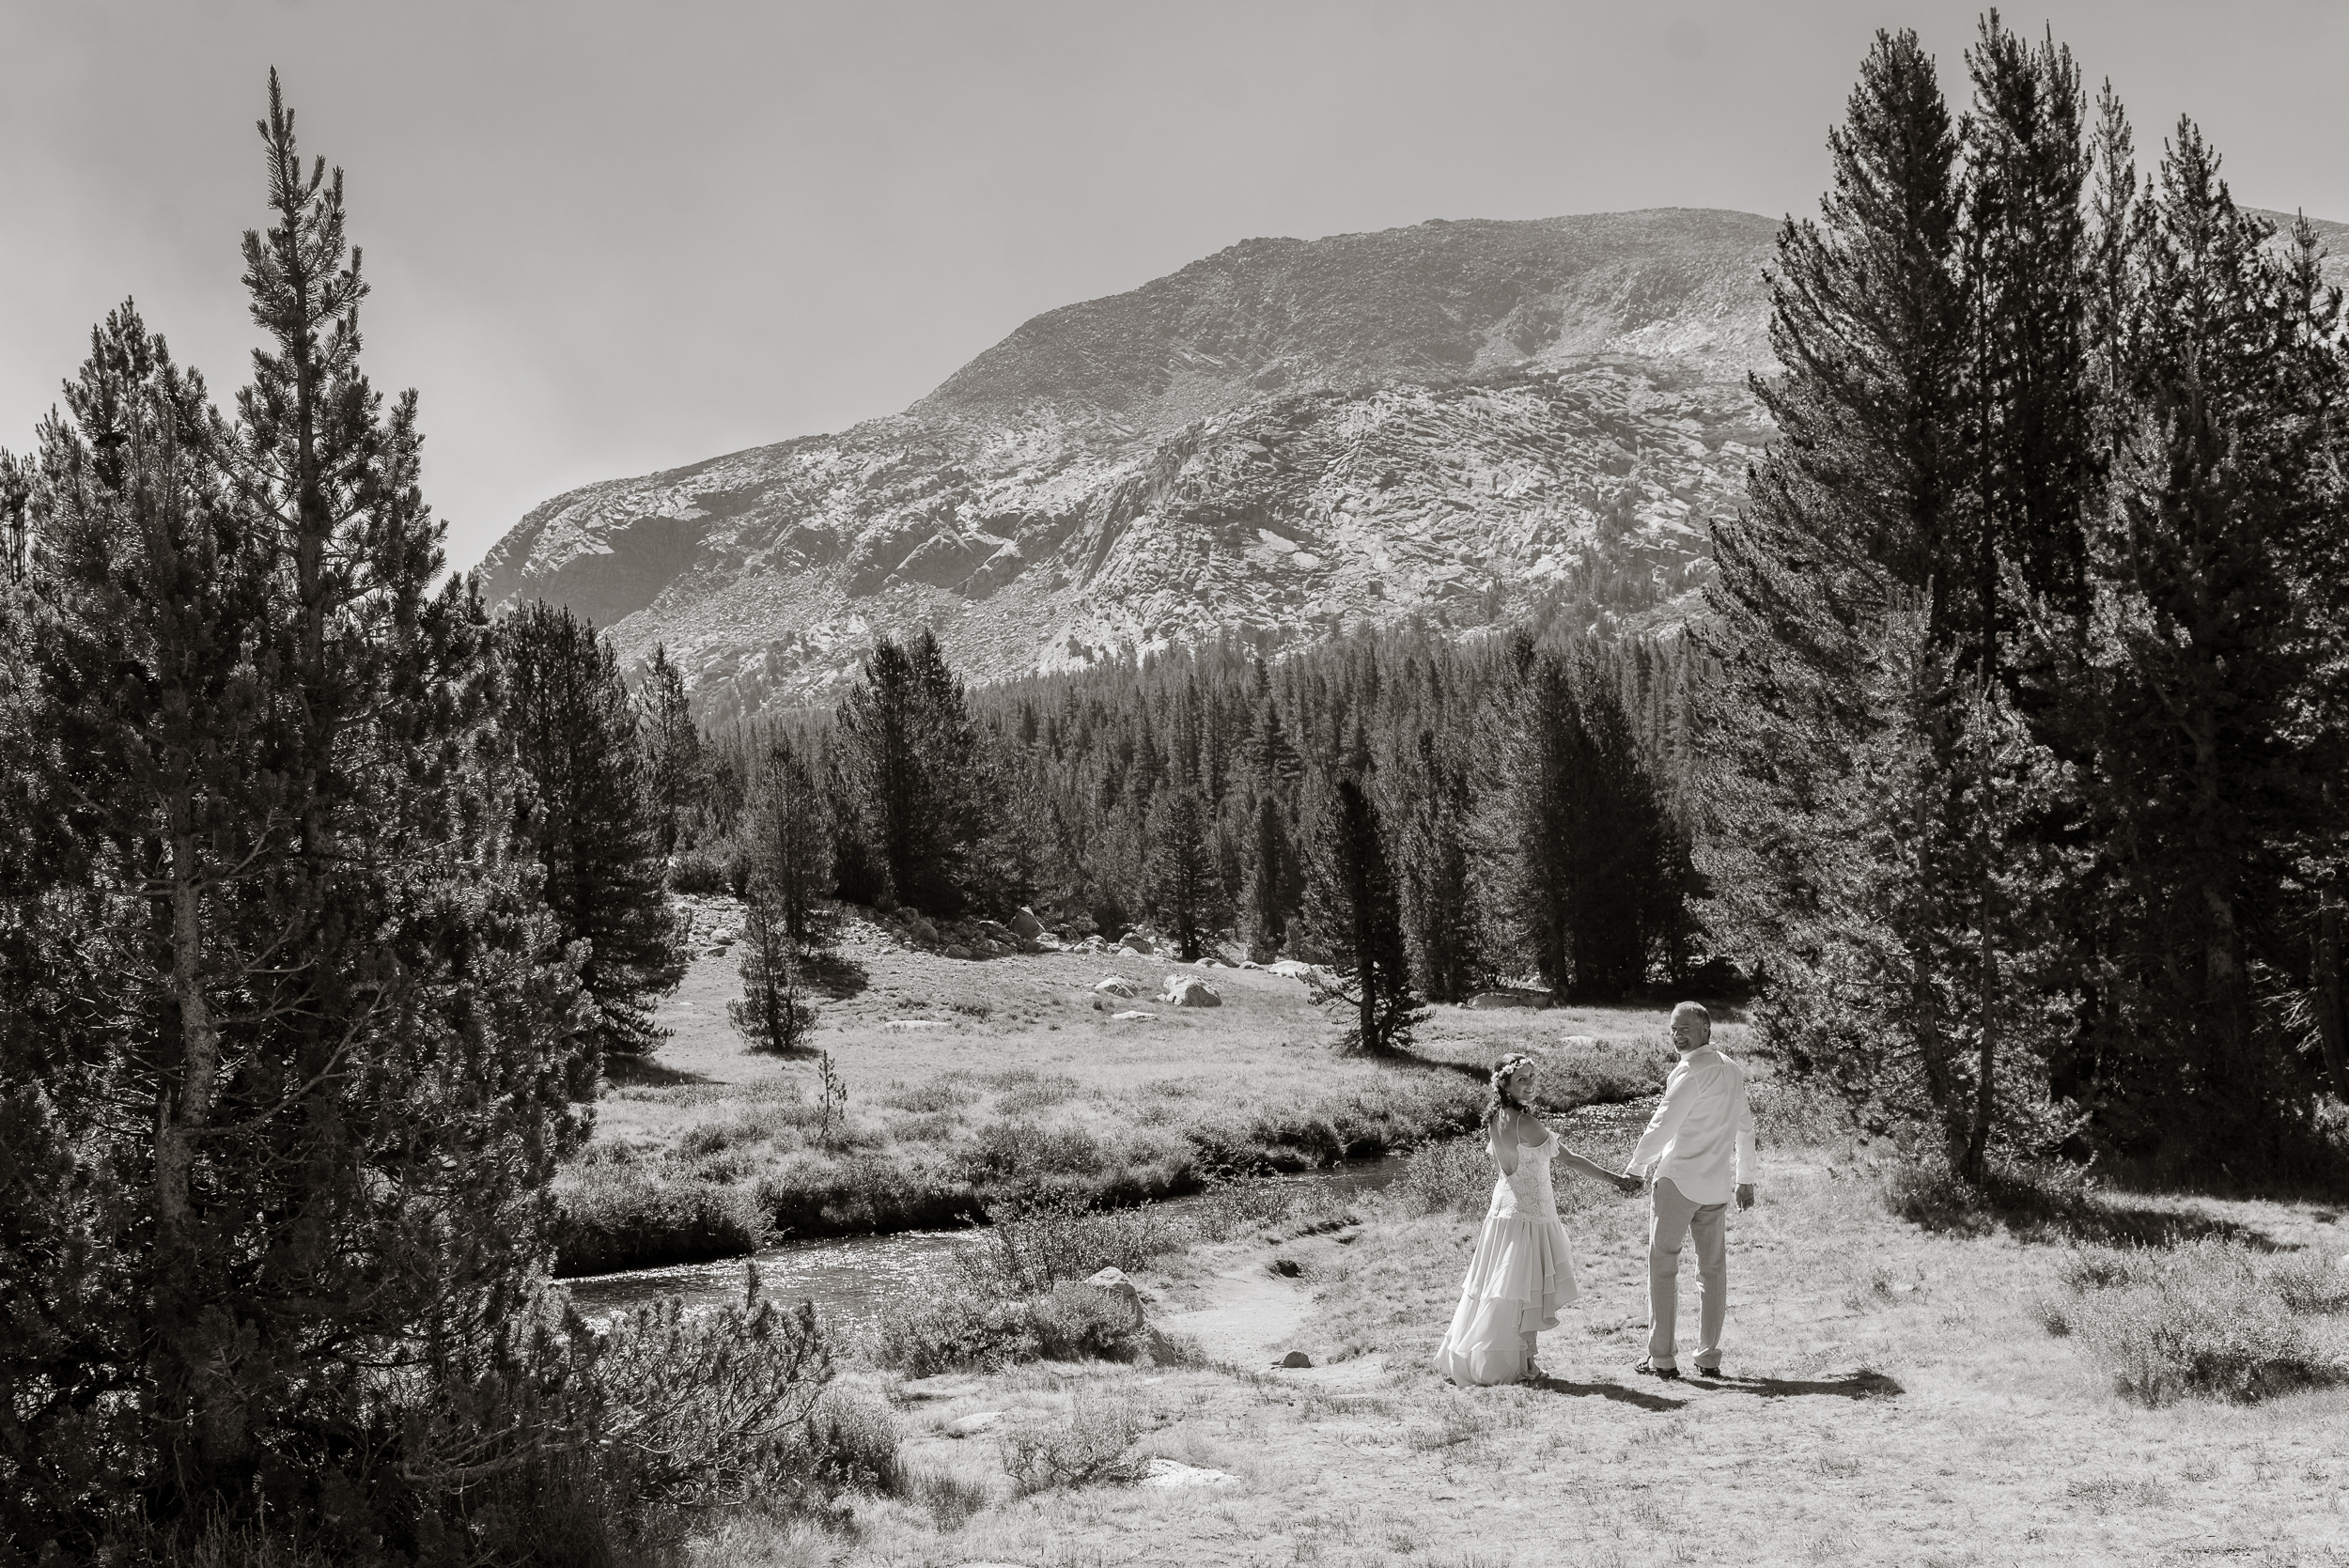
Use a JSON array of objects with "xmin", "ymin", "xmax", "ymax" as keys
[{"xmin": 1621, "ymin": 1001, "xmax": 1756, "ymax": 1381}]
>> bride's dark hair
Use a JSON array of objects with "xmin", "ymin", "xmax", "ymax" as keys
[{"xmin": 1484, "ymin": 1052, "xmax": 1538, "ymax": 1125}]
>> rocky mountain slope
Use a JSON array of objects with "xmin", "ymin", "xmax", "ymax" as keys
[{"xmin": 474, "ymin": 207, "xmax": 2347, "ymax": 722}]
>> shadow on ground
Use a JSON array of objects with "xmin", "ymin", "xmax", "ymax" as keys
[
  {"xmin": 1524, "ymin": 1375, "xmax": 1688, "ymax": 1412},
  {"xmin": 802, "ymin": 951, "xmax": 871, "ymax": 1001},
  {"xmin": 604, "ymin": 1056, "xmax": 721, "ymax": 1089},
  {"xmin": 1695, "ymin": 1369, "xmax": 1905, "ymax": 1401}
]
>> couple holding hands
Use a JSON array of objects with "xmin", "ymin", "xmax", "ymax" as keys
[{"xmin": 1436, "ymin": 1001, "xmax": 1757, "ymax": 1387}]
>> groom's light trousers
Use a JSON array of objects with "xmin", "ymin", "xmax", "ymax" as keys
[{"xmin": 1647, "ymin": 1177, "xmax": 1727, "ymax": 1370}]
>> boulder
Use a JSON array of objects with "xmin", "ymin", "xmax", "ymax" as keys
[
  {"xmin": 1085, "ymin": 1265, "xmax": 1145, "ymax": 1328},
  {"xmin": 1111, "ymin": 1010, "xmax": 1156, "ymax": 1021},
  {"xmin": 1141, "ymin": 1458, "xmax": 1236, "ymax": 1489},
  {"xmin": 1470, "ymin": 989, "xmax": 1553, "ymax": 1010},
  {"xmin": 1163, "ymin": 975, "xmax": 1222, "ymax": 1008},
  {"xmin": 908, "ymin": 918, "xmax": 940, "ymax": 947},
  {"xmin": 943, "ymin": 1410, "xmax": 1005, "ymax": 1439},
  {"xmin": 1118, "ymin": 931, "xmax": 1156, "ymax": 955},
  {"xmin": 944, "ymin": 944, "xmax": 974, "ymax": 961},
  {"xmin": 1240, "ymin": 960, "xmax": 1264, "ymax": 970},
  {"xmin": 1279, "ymin": 1351, "xmax": 1314, "ymax": 1369},
  {"xmin": 1094, "ymin": 976, "xmax": 1138, "ymax": 999},
  {"xmin": 1268, "ymin": 959, "xmax": 1315, "ymax": 980},
  {"xmin": 1010, "ymin": 908, "xmax": 1045, "ymax": 939}
]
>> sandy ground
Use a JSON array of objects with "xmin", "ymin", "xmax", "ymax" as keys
[{"xmin": 692, "ymin": 1142, "xmax": 2349, "ymax": 1568}]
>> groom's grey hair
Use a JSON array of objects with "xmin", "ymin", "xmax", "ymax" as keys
[{"xmin": 1671, "ymin": 1001, "xmax": 1711, "ymax": 1045}]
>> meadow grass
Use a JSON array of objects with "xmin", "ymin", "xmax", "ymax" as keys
[{"xmin": 555, "ymin": 899, "xmax": 1707, "ymax": 1272}]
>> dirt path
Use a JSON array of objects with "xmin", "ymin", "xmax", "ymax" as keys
[{"xmin": 1155, "ymin": 1237, "xmax": 1391, "ymax": 1391}]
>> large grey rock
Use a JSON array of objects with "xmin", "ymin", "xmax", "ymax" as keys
[
  {"xmin": 1085, "ymin": 1266, "xmax": 1145, "ymax": 1329},
  {"xmin": 944, "ymin": 944, "xmax": 974, "ymax": 961},
  {"xmin": 1093, "ymin": 975, "xmax": 1138, "ymax": 999},
  {"xmin": 1268, "ymin": 959, "xmax": 1316, "ymax": 980},
  {"xmin": 1163, "ymin": 975, "xmax": 1222, "ymax": 1008},
  {"xmin": 1010, "ymin": 908, "xmax": 1045, "ymax": 939},
  {"xmin": 1118, "ymin": 931, "xmax": 1155, "ymax": 955},
  {"xmin": 942, "ymin": 1410, "xmax": 1006, "ymax": 1439}
]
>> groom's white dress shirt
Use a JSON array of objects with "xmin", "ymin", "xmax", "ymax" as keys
[{"xmin": 1627, "ymin": 1047, "xmax": 1756, "ymax": 1205}]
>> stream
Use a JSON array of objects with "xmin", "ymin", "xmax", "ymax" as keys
[{"xmin": 555, "ymin": 1157, "xmax": 1407, "ymax": 1328}]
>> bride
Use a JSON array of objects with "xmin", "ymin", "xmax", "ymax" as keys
[{"xmin": 1436, "ymin": 1051, "xmax": 1639, "ymax": 1385}]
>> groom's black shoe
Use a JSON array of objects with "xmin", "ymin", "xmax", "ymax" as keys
[
  {"xmin": 1691, "ymin": 1364, "xmax": 1728, "ymax": 1380},
  {"xmin": 1633, "ymin": 1358, "xmax": 1681, "ymax": 1381}
]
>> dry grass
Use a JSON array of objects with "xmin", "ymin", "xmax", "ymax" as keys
[{"xmin": 661, "ymin": 1072, "xmax": 2349, "ymax": 1568}]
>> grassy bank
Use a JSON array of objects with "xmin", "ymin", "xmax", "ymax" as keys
[{"xmin": 553, "ymin": 900, "xmax": 1710, "ymax": 1276}]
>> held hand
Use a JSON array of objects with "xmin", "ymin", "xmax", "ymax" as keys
[
  {"xmin": 1616, "ymin": 1171, "xmax": 1644, "ymax": 1196},
  {"xmin": 1736, "ymin": 1183, "xmax": 1755, "ymax": 1210}
]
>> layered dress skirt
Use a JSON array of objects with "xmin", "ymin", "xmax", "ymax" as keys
[{"xmin": 1434, "ymin": 1127, "xmax": 1579, "ymax": 1386}]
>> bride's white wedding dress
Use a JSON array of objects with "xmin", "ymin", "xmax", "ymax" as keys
[{"xmin": 1435, "ymin": 1126, "xmax": 1579, "ymax": 1386}]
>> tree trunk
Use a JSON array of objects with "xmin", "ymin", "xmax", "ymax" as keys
[{"xmin": 2317, "ymin": 897, "xmax": 2349, "ymax": 1103}]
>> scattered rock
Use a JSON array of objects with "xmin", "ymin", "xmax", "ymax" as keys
[
  {"xmin": 884, "ymin": 1018, "xmax": 949, "ymax": 1031},
  {"xmin": 1279, "ymin": 1350, "xmax": 1314, "ymax": 1369},
  {"xmin": 1118, "ymin": 932, "xmax": 1156, "ymax": 955},
  {"xmin": 1164, "ymin": 975, "xmax": 1222, "ymax": 1008},
  {"xmin": 709, "ymin": 928, "xmax": 735, "ymax": 944},
  {"xmin": 1010, "ymin": 908, "xmax": 1045, "ymax": 939},
  {"xmin": 1240, "ymin": 960, "xmax": 1264, "ymax": 970},
  {"xmin": 1470, "ymin": 989, "xmax": 1553, "ymax": 1010},
  {"xmin": 1268, "ymin": 959, "xmax": 1315, "ymax": 980},
  {"xmin": 942, "ymin": 1411, "xmax": 1005, "ymax": 1439},
  {"xmin": 908, "ymin": 918, "xmax": 940, "ymax": 946},
  {"xmin": 944, "ymin": 944, "xmax": 974, "ymax": 961},
  {"xmin": 1195, "ymin": 956, "xmax": 1221, "ymax": 968},
  {"xmin": 1141, "ymin": 1458, "xmax": 1236, "ymax": 1489},
  {"xmin": 1269, "ymin": 1257, "xmax": 1302, "ymax": 1279},
  {"xmin": 1111, "ymin": 1010, "xmax": 1156, "ymax": 1021},
  {"xmin": 1094, "ymin": 976, "xmax": 1138, "ymax": 999}
]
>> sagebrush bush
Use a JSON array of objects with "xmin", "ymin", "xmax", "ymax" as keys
[
  {"xmin": 996, "ymin": 1390, "xmax": 1149, "ymax": 1494},
  {"xmin": 867, "ymin": 1296, "xmax": 1035, "ymax": 1377},
  {"xmin": 957, "ymin": 1191, "xmax": 1183, "ymax": 1296},
  {"xmin": 2042, "ymin": 1238, "xmax": 2349, "ymax": 1405},
  {"xmin": 1385, "ymin": 1134, "xmax": 1498, "ymax": 1217},
  {"xmin": 1026, "ymin": 1281, "xmax": 1149, "ymax": 1362}
]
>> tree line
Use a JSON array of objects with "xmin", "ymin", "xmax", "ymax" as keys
[{"xmin": 1703, "ymin": 18, "xmax": 2349, "ymax": 1182}]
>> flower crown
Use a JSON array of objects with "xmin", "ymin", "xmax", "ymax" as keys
[{"xmin": 1490, "ymin": 1053, "xmax": 1538, "ymax": 1093}]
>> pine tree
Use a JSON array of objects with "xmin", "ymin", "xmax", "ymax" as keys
[
  {"xmin": 1, "ymin": 77, "xmax": 590, "ymax": 1546},
  {"xmin": 834, "ymin": 629, "xmax": 990, "ymax": 916},
  {"xmin": 638, "ymin": 642, "xmax": 702, "ymax": 855},
  {"xmin": 746, "ymin": 735, "xmax": 836, "ymax": 952},
  {"xmin": 2081, "ymin": 126, "xmax": 2349, "ymax": 1151},
  {"xmin": 1239, "ymin": 788, "xmax": 1299, "ymax": 961},
  {"xmin": 730, "ymin": 892, "xmax": 815, "ymax": 1053},
  {"xmin": 1303, "ymin": 777, "xmax": 1424, "ymax": 1055},
  {"xmin": 1146, "ymin": 779, "xmax": 1224, "ymax": 960},
  {"xmin": 499, "ymin": 600, "xmax": 677, "ymax": 1055},
  {"xmin": 1395, "ymin": 729, "xmax": 1485, "ymax": 1001}
]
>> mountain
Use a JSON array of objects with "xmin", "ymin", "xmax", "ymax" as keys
[{"xmin": 473, "ymin": 206, "xmax": 2346, "ymax": 723}]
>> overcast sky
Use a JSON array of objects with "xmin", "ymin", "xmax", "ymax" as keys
[{"xmin": 5, "ymin": 1, "xmax": 2345, "ymax": 572}]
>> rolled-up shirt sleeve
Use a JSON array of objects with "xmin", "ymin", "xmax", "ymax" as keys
[
  {"xmin": 1734, "ymin": 1074, "xmax": 1758, "ymax": 1187},
  {"xmin": 1628, "ymin": 1065, "xmax": 1693, "ymax": 1174}
]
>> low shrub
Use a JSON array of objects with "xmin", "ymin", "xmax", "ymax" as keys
[
  {"xmin": 996, "ymin": 1390, "xmax": 1149, "ymax": 1494},
  {"xmin": 1025, "ymin": 1281, "xmax": 1149, "ymax": 1362},
  {"xmin": 753, "ymin": 1149, "xmax": 975, "ymax": 1239},
  {"xmin": 1540, "ymin": 1034, "xmax": 1671, "ymax": 1109},
  {"xmin": 867, "ymin": 1295, "xmax": 1034, "ymax": 1378},
  {"xmin": 2041, "ymin": 1237, "xmax": 2349, "ymax": 1405},
  {"xmin": 957, "ymin": 1191, "xmax": 1183, "ymax": 1297},
  {"xmin": 669, "ymin": 842, "xmax": 741, "ymax": 895},
  {"xmin": 551, "ymin": 1163, "xmax": 768, "ymax": 1276},
  {"xmin": 1384, "ymin": 1134, "xmax": 1498, "ymax": 1218}
]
